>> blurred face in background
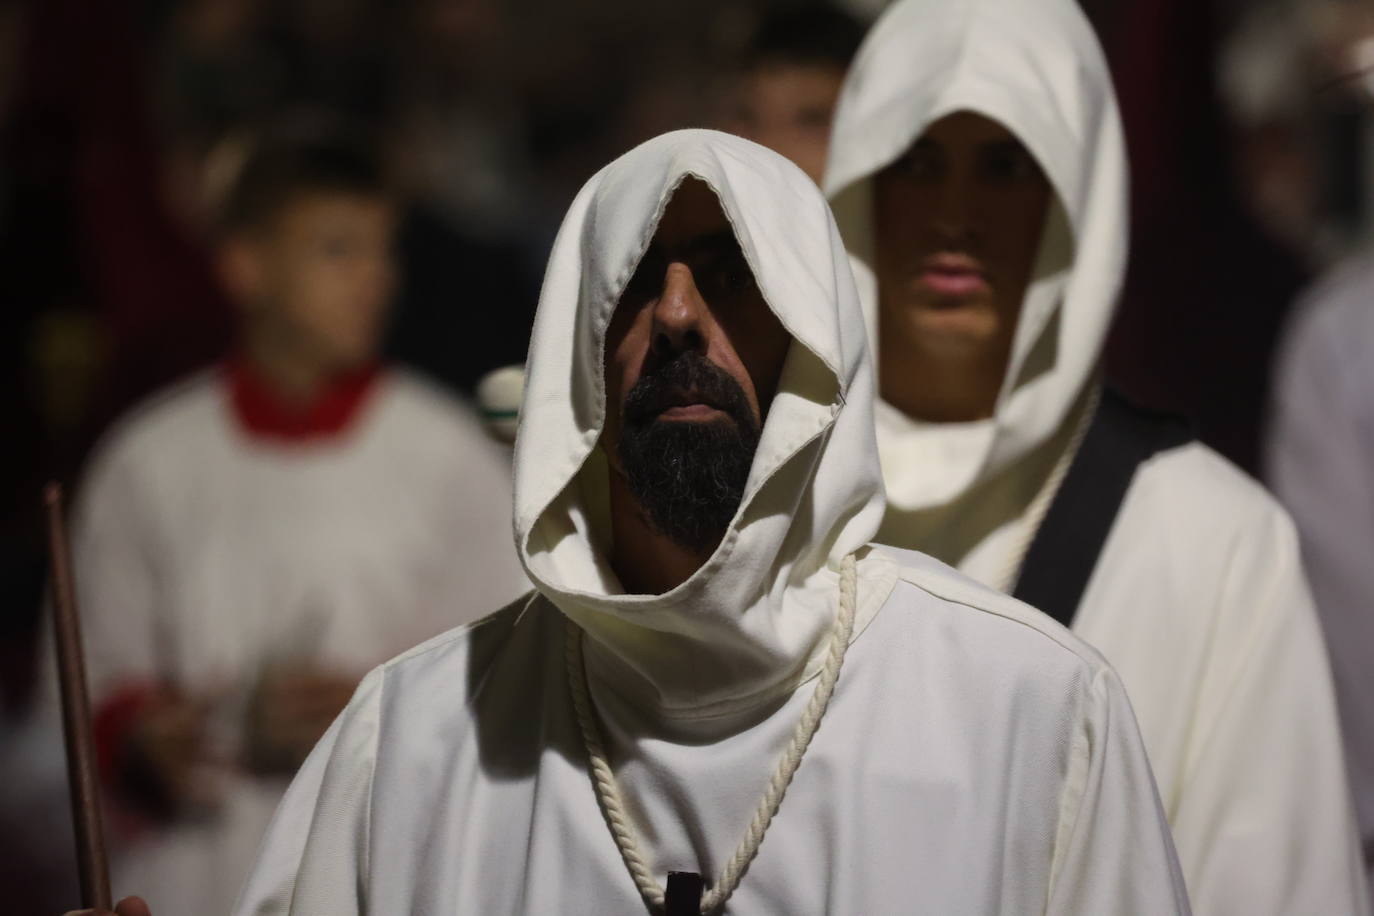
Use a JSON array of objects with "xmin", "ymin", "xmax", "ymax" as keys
[
  {"xmin": 727, "ymin": 62, "xmax": 846, "ymax": 185},
  {"xmin": 221, "ymin": 191, "xmax": 398, "ymax": 378},
  {"xmin": 872, "ymin": 111, "xmax": 1052, "ymax": 422}
]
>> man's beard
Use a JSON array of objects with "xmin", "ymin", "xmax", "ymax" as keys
[{"xmin": 619, "ymin": 352, "xmax": 762, "ymax": 554}]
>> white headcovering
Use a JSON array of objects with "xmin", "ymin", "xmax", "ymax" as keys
[
  {"xmin": 513, "ymin": 129, "xmax": 885, "ymax": 715},
  {"xmin": 824, "ymin": 0, "xmax": 1128, "ymax": 511}
]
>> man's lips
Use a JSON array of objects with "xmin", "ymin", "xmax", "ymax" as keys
[
  {"xmin": 658, "ymin": 404, "xmax": 725, "ymax": 420},
  {"xmin": 653, "ymin": 389, "xmax": 728, "ymax": 421},
  {"xmin": 917, "ymin": 253, "xmax": 990, "ymax": 299}
]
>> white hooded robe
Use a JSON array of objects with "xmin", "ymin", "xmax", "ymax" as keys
[
  {"xmin": 823, "ymin": 1, "xmax": 1368, "ymax": 913},
  {"xmin": 235, "ymin": 130, "xmax": 1188, "ymax": 915}
]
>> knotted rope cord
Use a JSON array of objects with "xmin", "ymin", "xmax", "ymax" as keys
[
  {"xmin": 565, "ymin": 553, "xmax": 859, "ymax": 914},
  {"xmin": 993, "ymin": 387, "xmax": 1100, "ymax": 594}
]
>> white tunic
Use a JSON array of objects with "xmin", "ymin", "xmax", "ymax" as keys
[
  {"xmin": 237, "ymin": 130, "xmax": 1188, "ymax": 914},
  {"xmin": 237, "ymin": 550, "xmax": 1187, "ymax": 915},
  {"xmin": 824, "ymin": 1, "xmax": 1369, "ymax": 913},
  {"xmin": 71, "ymin": 367, "xmax": 528, "ymax": 914},
  {"xmin": 1269, "ymin": 253, "xmax": 1374, "ymax": 891}
]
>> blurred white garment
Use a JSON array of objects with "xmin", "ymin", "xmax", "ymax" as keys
[
  {"xmin": 1269, "ymin": 252, "xmax": 1374, "ymax": 892},
  {"xmin": 65, "ymin": 365, "xmax": 527, "ymax": 915},
  {"xmin": 235, "ymin": 129, "xmax": 1187, "ymax": 915},
  {"xmin": 824, "ymin": 1, "xmax": 1369, "ymax": 913}
]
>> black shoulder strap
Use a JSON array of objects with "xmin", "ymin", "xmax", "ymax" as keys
[{"xmin": 1011, "ymin": 387, "xmax": 1193, "ymax": 628}]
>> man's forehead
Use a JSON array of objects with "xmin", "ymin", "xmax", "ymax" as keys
[
  {"xmin": 649, "ymin": 177, "xmax": 741, "ymax": 256},
  {"xmin": 916, "ymin": 110, "xmax": 1024, "ymax": 148}
]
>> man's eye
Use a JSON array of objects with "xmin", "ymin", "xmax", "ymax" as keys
[
  {"xmin": 704, "ymin": 258, "xmax": 755, "ymax": 297},
  {"xmin": 982, "ymin": 146, "xmax": 1043, "ymax": 183},
  {"xmin": 623, "ymin": 255, "xmax": 666, "ymax": 303},
  {"xmin": 319, "ymin": 238, "xmax": 354, "ymax": 258},
  {"xmin": 886, "ymin": 142, "xmax": 940, "ymax": 179},
  {"xmin": 796, "ymin": 106, "xmax": 832, "ymax": 131}
]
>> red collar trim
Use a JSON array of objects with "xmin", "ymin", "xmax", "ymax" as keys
[{"xmin": 226, "ymin": 357, "xmax": 383, "ymax": 442}]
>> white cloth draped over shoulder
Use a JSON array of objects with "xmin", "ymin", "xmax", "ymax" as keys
[
  {"xmin": 236, "ymin": 129, "xmax": 1188, "ymax": 915},
  {"xmin": 824, "ymin": 1, "xmax": 1369, "ymax": 913}
]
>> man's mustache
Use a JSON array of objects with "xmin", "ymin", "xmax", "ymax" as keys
[{"xmin": 622, "ymin": 352, "xmax": 756, "ymax": 431}]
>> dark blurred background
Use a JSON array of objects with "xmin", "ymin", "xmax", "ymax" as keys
[{"xmin": 4, "ymin": 0, "xmax": 1373, "ymax": 907}]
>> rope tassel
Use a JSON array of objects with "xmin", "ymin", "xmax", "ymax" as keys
[{"xmin": 566, "ymin": 553, "xmax": 859, "ymax": 914}]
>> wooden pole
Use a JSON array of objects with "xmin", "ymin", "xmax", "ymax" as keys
[{"xmin": 45, "ymin": 482, "xmax": 112, "ymax": 910}]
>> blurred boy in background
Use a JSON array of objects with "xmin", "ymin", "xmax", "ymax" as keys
[
  {"xmin": 63, "ymin": 124, "xmax": 527, "ymax": 913},
  {"xmin": 722, "ymin": 3, "xmax": 866, "ymax": 185}
]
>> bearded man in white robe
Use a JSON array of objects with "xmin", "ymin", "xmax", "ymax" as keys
[
  {"xmin": 221, "ymin": 130, "xmax": 1190, "ymax": 915},
  {"xmin": 823, "ymin": 1, "xmax": 1369, "ymax": 913}
]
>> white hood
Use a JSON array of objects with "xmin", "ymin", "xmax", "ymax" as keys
[
  {"xmin": 823, "ymin": 0, "xmax": 1128, "ymax": 511},
  {"xmin": 512, "ymin": 129, "xmax": 886, "ymax": 715}
]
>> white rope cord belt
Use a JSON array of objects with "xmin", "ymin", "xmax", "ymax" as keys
[{"xmin": 565, "ymin": 553, "xmax": 859, "ymax": 914}]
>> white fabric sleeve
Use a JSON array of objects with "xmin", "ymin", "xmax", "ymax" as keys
[
  {"xmin": 1046, "ymin": 666, "xmax": 1192, "ymax": 915},
  {"xmin": 233, "ymin": 666, "xmax": 385, "ymax": 916},
  {"xmin": 1268, "ymin": 302, "xmax": 1374, "ymax": 886},
  {"xmin": 70, "ymin": 443, "xmax": 165, "ymax": 699},
  {"xmin": 1168, "ymin": 503, "xmax": 1370, "ymax": 916}
]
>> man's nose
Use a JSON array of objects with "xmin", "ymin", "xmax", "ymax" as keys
[
  {"xmin": 651, "ymin": 262, "xmax": 708, "ymax": 358},
  {"xmin": 931, "ymin": 172, "xmax": 978, "ymax": 246}
]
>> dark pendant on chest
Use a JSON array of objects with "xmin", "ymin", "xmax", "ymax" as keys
[{"xmin": 664, "ymin": 871, "xmax": 704, "ymax": 915}]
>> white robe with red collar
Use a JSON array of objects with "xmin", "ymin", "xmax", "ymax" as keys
[{"xmin": 66, "ymin": 365, "xmax": 528, "ymax": 914}]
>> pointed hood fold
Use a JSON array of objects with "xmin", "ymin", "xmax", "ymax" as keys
[
  {"xmin": 824, "ymin": 0, "xmax": 1128, "ymax": 511},
  {"xmin": 513, "ymin": 130, "xmax": 887, "ymax": 715}
]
